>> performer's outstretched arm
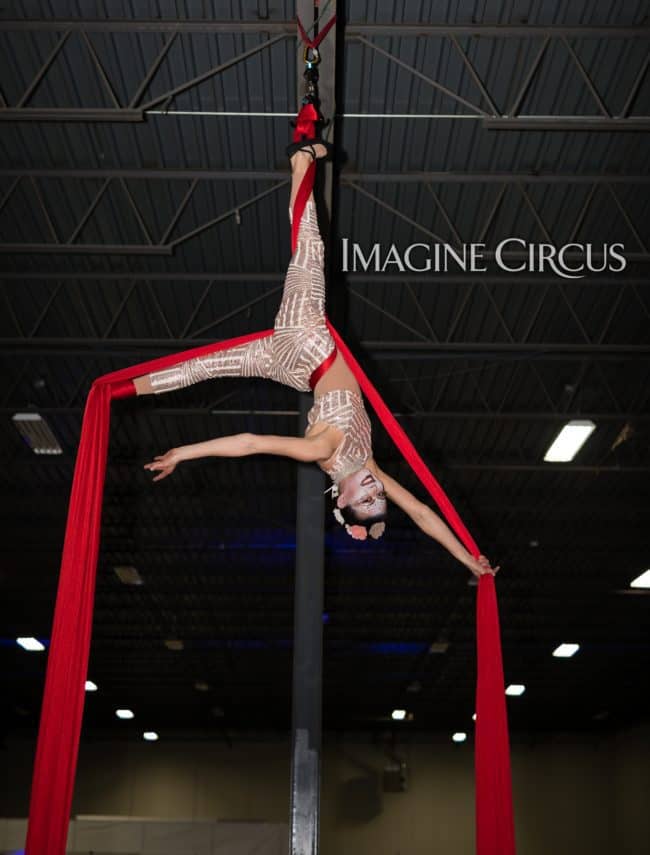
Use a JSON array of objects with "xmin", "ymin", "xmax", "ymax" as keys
[
  {"xmin": 369, "ymin": 463, "xmax": 499, "ymax": 578},
  {"xmin": 144, "ymin": 431, "xmax": 336, "ymax": 481}
]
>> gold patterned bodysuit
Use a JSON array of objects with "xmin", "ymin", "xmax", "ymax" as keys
[
  {"xmin": 149, "ymin": 199, "xmax": 335, "ymax": 394},
  {"xmin": 148, "ymin": 197, "xmax": 373, "ymax": 483},
  {"xmin": 306, "ymin": 389, "xmax": 373, "ymax": 483}
]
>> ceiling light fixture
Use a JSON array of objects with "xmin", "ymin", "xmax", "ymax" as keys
[
  {"xmin": 630, "ymin": 569, "xmax": 650, "ymax": 589},
  {"xmin": 143, "ymin": 731, "xmax": 159, "ymax": 741},
  {"xmin": 391, "ymin": 709, "xmax": 407, "ymax": 721},
  {"xmin": 543, "ymin": 420, "xmax": 595, "ymax": 462},
  {"xmin": 505, "ymin": 684, "xmax": 526, "ymax": 696},
  {"xmin": 16, "ymin": 637, "xmax": 45, "ymax": 652},
  {"xmin": 12, "ymin": 412, "xmax": 63, "ymax": 455},
  {"xmin": 452, "ymin": 732, "xmax": 467, "ymax": 743},
  {"xmin": 84, "ymin": 680, "xmax": 98, "ymax": 692},
  {"xmin": 553, "ymin": 643, "xmax": 580, "ymax": 658},
  {"xmin": 115, "ymin": 709, "xmax": 134, "ymax": 719}
]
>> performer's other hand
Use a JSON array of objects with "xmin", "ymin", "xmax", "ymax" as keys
[
  {"xmin": 467, "ymin": 554, "xmax": 500, "ymax": 579},
  {"xmin": 144, "ymin": 448, "xmax": 180, "ymax": 482}
]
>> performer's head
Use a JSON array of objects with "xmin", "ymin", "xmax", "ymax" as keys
[{"xmin": 332, "ymin": 468, "xmax": 387, "ymax": 540}]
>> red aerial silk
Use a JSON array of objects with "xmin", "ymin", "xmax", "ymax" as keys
[{"xmin": 25, "ymin": 107, "xmax": 515, "ymax": 855}]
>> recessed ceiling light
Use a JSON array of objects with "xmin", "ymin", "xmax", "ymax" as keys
[
  {"xmin": 143, "ymin": 731, "xmax": 159, "ymax": 741},
  {"xmin": 115, "ymin": 709, "xmax": 134, "ymax": 719},
  {"xmin": 391, "ymin": 709, "xmax": 407, "ymax": 721},
  {"xmin": 113, "ymin": 565, "xmax": 144, "ymax": 586},
  {"xmin": 452, "ymin": 732, "xmax": 467, "ymax": 743},
  {"xmin": 85, "ymin": 680, "xmax": 98, "ymax": 692},
  {"xmin": 472, "ymin": 713, "xmax": 477, "ymax": 721},
  {"xmin": 630, "ymin": 569, "xmax": 650, "ymax": 589},
  {"xmin": 16, "ymin": 637, "xmax": 45, "ymax": 652},
  {"xmin": 553, "ymin": 643, "xmax": 580, "ymax": 658},
  {"xmin": 164, "ymin": 639, "xmax": 184, "ymax": 651},
  {"xmin": 505, "ymin": 684, "xmax": 526, "ymax": 696},
  {"xmin": 12, "ymin": 412, "xmax": 63, "ymax": 455},
  {"xmin": 544, "ymin": 420, "xmax": 595, "ymax": 462}
]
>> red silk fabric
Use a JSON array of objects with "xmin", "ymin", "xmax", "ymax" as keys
[
  {"xmin": 308, "ymin": 345, "xmax": 338, "ymax": 390},
  {"xmin": 25, "ymin": 125, "xmax": 514, "ymax": 855},
  {"xmin": 24, "ymin": 330, "xmax": 273, "ymax": 855},
  {"xmin": 25, "ymin": 321, "xmax": 516, "ymax": 855},
  {"xmin": 327, "ymin": 322, "xmax": 516, "ymax": 854}
]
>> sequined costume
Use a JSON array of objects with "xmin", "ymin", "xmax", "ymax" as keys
[
  {"xmin": 307, "ymin": 389, "xmax": 372, "ymax": 483},
  {"xmin": 149, "ymin": 199, "xmax": 335, "ymax": 395},
  {"xmin": 148, "ymin": 196, "xmax": 373, "ymax": 482}
]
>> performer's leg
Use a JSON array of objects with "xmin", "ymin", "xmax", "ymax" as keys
[
  {"xmin": 282, "ymin": 150, "xmax": 328, "ymax": 318},
  {"xmin": 264, "ymin": 150, "xmax": 334, "ymax": 392},
  {"xmin": 134, "ymin": 337, "xmax": 274, "ymax": 396},
  {"xmin": 133, "ymin": 149, "xmax": 330, "ymax": 398}
]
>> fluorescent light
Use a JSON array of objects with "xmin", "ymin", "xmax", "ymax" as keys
[
  {"xmin": 85, "ymin": 680, "xmax": 98, "ymax": 691},
  {"xmin": 16, "ymin": 637, "xmax": 45, "ymax": 652},
  {"xmin": 12, "ymin": 412, "xmax": 63, "ymax": 455},
  {"xmin": 391, "ymin": 709, "xmax": 407, "ymax": 720},
  {"xmin": 630, "ymin": 569, "xmax": 650, "ymax": 589},
  {"xmin": 452, "ymin": 732, "xmax": 467, "ymax": 743},
  {"xmin": 505, "ymin": 684, "xmax": 526, "ymax": 696},
  {"xmin": 544, "ymin": 420, "xmax": 595, "ymax": 462},
  {"xmin": 143, "ymin": 731, "xmax": 159, "ymax": 741},
  {"xmin": 553, "ymin": 643, "xmax": 580, "ymax": 658},
  {"xmin": 115, "ymin": 709, "xmax": 134, "ymax": 719}
]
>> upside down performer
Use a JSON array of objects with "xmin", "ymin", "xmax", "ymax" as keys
[
  {"xmin": 135, "ymin": 143, "xmax": 499, "ymax": 570},
  {"xmin": 24, "ymin": 22, "xmax": 515, "ymax": 855}
]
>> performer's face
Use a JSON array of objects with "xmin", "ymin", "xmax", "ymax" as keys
[{"xmin": 337, "ymin": 468, "xmax": 387, "ymax": 520}]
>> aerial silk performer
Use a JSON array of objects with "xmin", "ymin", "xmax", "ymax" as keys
[{"xmin": 24, "ymin": 15, "xmax": 515, "ymax": 855}]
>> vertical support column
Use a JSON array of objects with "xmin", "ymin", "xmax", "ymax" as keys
[
  {"xmin": 290, "ymin": 397, "xmax": 325, "ymax": 855},
  {"xmin": 289, "ymin": 4, "xmax": 337, "ymax": 855}
]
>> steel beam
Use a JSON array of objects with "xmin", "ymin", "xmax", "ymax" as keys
[
  {"xmin": 1, "ymin": 20, "xmax": 647, "ymax": 37},
  {"xmin": 5, "ymin": 168, "xmax": 650, "ymax": 184},
  {"xmin": 484, "ymin": 118, "xmax": 650, "ymax": 131},
  {"xmin": 1, "ymin": 406, "xmax": 647, "ymax": 422},
  {"xmin": 0, "ymin": 108, "xmax": 144, "ymax": 122},
  {"xmin": 1, "ymin": 338, "xmax": 646, "ymax": 360},
  {"xmin": 2, "ymin": 272, "xmax": 649, "ymax": 286}
]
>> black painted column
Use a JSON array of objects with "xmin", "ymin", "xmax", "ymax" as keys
[
  {"xmin": 289, "ymin": 3, "xmax": 337, "ymax": 854},
  {"xmin": 289, "ymin": 395, "xmax": 325, "ymax": 855}
]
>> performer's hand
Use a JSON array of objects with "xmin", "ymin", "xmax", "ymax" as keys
[
  {"xmin": 144, "ymin": 448, "xmax": 181, "ymax": 482},
  {"xmin": 467, "ymin": 554, "xmax": 500, "ymax": 579}
]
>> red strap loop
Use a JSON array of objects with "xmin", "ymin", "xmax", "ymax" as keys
[{"xmin": 296, "ymin": 14, "xmax": 337, "ymax": 50}]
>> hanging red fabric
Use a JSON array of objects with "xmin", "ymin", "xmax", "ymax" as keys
[
  {"xmin": 326, "ymin": 322, "xmax": 516, "ymax": 854},
  {"xmin": 25, "ymin": 65, "xmax": 514, "ymax": 855},
  {"xmin": 24, "ymin": 332, "xmax": 515, "ymax": 855},
  {"xmin": 23, "ymin": 330, "xmax": 274, "ymax": 855}
]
